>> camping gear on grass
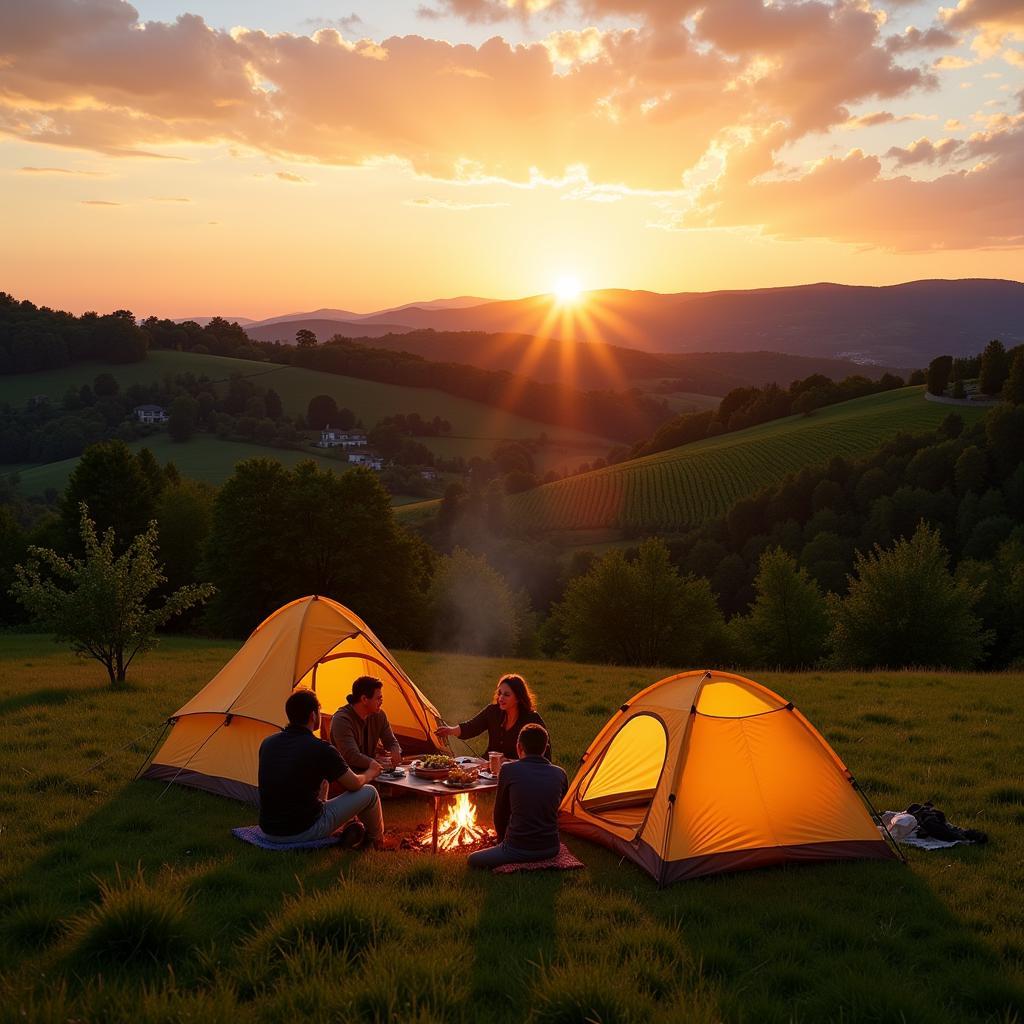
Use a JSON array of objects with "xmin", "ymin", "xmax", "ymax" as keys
[
  {"xmin": 143, "ymin": 595, "xmax": 448, "ymax": 803},
  {"xmin": 559, "ymin": 669, "xmax": 897, "ymax": 885}
]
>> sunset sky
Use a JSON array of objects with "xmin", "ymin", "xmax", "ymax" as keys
[{"xmin": 1, "ymin": 0, "xmax": 1021, "ymax": 319}]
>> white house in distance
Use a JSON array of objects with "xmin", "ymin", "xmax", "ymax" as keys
[
  {"xmin": 134, "ymin": 404, "xmax": 168, "ymax": 424},
  {"xmin": 317, "ymin": 426, "xmax": 367, "ymax": 448},
  {"xmin": 348, "ymin": 450, "xmax": 384, "ymax": 471}
]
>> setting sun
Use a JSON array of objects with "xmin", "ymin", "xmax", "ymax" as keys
[{"xmin": 553, "ymin": 275, "xmax": 583, "ymax": 305}]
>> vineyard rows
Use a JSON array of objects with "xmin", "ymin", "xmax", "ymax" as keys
[{"xmin": 509, "ymin": 388, "xmax": 988, "ymax": 532}]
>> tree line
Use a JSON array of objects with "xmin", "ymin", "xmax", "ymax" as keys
[
  {"xmin": 0, "ymin": 295, "xmax": 147, "ymax": 373},
  {"xmin": 632, "ymin": 371, "xmax": 913, "ymax": 459}
]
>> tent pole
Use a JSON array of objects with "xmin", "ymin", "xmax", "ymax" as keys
[
  {"xmin": 134, "ymin": 719, "xmax": 172, "ymax": 779},
  {"xmin": 852, "ymin": 776, "xmax": 907, "ymax": 863}
]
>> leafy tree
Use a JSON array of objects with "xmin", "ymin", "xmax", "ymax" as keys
[
  {"xmin": 828, "ymin": 522, "xmax": 989, "ymax": 668},
  {"xmin": 954, "ymin": 445, "xmax": 988, "ymax": 496},
  {"xmin": 264, "ymin": 388, "xmax": 283, "ymax": 420},
  {"xmin": 167, "ymin": 395, "xmax": 199, "ymax": 442},
  {"xmin": 979, "ymin": 339, "xmax": 1009, "ymax": 396},
  {"xmin": 306, "ymin": 394, "xmax": 338, "ymax": 430},
  {"xmin": 203, "ymin": 460, "xmax": 429, "ymax": 644},
  {"xmin": 1003, "ymin": 349, "xmax": 1024, "ymax": 405},
  {"xmin": 296, "ymin": 328, "xmax": 318, "ymax": 348},
  {"xmin": 60, "ymin": 440, "xmax": 161, "ymax": 551},
  {"xmin": 156, "ymin": 480, "xmax": 215, "ymax": 591},
  {"xmin": 730, "ymin": 547, "xmax": 828, "ymax": 668},
  {"xmin": 427, "ymin": 548, "xmax": 522, "ymax": 656},
  {"xmin": 202, "ymin": 459, "xmax": 293, "ymax": 633},
  {"xmin": 552, "ymin": 538, "xmax": 724, "ymax": 665},
  {"xmin": 926, "ymin": 355, "xmax": 953, "ymax": 396},
  {"xmin": 93, "ymin": 373, "xmax": 119, "ymax": 397},
  {"xmin": 10, "ymin": 504, "xmax": 214, "ymax": 686}
]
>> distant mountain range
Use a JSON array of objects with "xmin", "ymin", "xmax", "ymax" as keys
[{"xmin": 180, "ymin": 279, "xmax": 1024, "ymax": 368}]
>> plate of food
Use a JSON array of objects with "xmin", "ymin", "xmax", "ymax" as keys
[
  {"xmin": 412, "ymin": 754, "xmax": 457, "ymax": 780},
  {"xmin": 379, "ymin": 768, "xmax": 406, "ymax": 779},
  {"xmin": 443, "ymin": 766, "xmax": 479, "ymax": 788}
]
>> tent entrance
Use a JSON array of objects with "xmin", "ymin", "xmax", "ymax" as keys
[{"xmin": 577, "ymin": 713, "xmax": 668, "ymax": 833}]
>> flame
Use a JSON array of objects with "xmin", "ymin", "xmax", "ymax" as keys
[{"xmin": 429, "ymin": 792, "xmax": 490, "ymax": 851}]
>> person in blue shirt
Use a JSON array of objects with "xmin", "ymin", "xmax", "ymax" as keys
[{"xmin": 467, "ymin": 723, "xmax": 568, "ymax": 869}]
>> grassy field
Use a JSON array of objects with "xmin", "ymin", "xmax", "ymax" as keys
[
  {"xmin": 1, "ymin": 634, "xmax": 1022, "ymax": 1023},
  {"xmin": 501, "ymin": 387, "xmax": 990, "ymax": 533}
]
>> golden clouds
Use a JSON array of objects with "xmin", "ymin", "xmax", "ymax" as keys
[{"xmin": 0, "ymin": 0, "xmax": 1020, "ymax": 253}]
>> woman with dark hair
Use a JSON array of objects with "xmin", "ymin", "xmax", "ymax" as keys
[{"xmin": 435, "ymin": 673, "xmax": 549, "ymax": 761}]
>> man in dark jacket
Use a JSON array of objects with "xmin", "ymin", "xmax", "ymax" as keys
[
  {"xmin": 468, "ymin": 724, "xmax": 568, "ymax": 869},
  {"xmin": 259, "ymin": 689, "xmax": 394, "ymax": 849}
]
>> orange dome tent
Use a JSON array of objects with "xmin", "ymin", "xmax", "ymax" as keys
[
  {"xmin": 558, "ymin": 670, "xmax": 897, "ymax": 884},
  {"xmin": 142, "ymin": 596, "xmax": 447, "ymax": 803}
]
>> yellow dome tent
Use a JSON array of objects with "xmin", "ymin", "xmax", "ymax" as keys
[
  {"xmin": 558, "ymin": 670, "xmax": 897, "ymax": 884},
  {"xmin": 142, "ymin": 596, "xmax": 447, "ymax": 803}
]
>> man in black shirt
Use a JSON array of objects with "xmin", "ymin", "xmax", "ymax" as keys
[
  {"xmin": 467, "ymin": 724, "xmax": 568, "ymax": 869},
  {"xmin": 258, "ymin": 689, "xmax": 392, "ymax": 848}
]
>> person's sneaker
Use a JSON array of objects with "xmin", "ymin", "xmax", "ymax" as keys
[{"xmin": 337, "ymin": 820, "xmax": 366, "ymax": 849}]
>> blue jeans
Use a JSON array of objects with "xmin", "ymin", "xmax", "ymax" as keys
[
  {"xmin": 262, "ymin": 785, "xmax": 382, "ymax": 844},
  {"xmin": 467, "ymin": 841, "xmax": 560, "ymax": 869}
]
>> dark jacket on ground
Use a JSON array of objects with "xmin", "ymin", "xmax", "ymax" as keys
[
  {"xmin": 258, "ymin": 724, "xmax": 349, "ymax": 836},
  {"xmin": 493, "ymin": 755, "xmax": 568, "ymax": 852},
  {"xmin": 330, "ymin": 704, "xmax": 401, "ymax": 770},
  {"xmin": 458, "ymin": 704, "xmax": 549, "ymax": 761}
]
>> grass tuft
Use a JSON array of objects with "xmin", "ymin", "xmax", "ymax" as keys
[
  {"xmin": 66, "ymin": 866, "xmax": 194, "ymax": 970},
  {"xmin": 252, "ymin": 886, "xmax": 404, "ymax": 964},
  {"xmin": 987, "ymin": 786, "xmax": 1024, "ymax": 806}
]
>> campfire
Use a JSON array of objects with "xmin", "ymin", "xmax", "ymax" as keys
[{"xmin": 408, "ymin": 792, "xmax": 495, "ymax": 853}]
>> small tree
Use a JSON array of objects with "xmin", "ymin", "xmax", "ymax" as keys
[
  {"xmin": 306, "ymin": 394, "xmax": 338, "ymax": 430},
  {"xmin": 1003, "ymin": 349, "xmax": 1024, "ymax": 405},
  {"xmin": 427, "ymin": 548, "xmax": 521, "ymax": 656},
  {"xmin": 828, "ymin": 522, "xmax": 989, "ymax": 669},
  {"xmin": 552, "ymin": 538, "xmax": 724, "ymax": 665},
  {"xmin": 731, "ymin": 547, "xmax": 828, "ymax": 669},
  {"xmin": 167, "ymin": 395, "xmax": 198, "ymax": 442},
  {"xmin": 979, "ymin": 339, "xmax": 1009, "ymax": 396},
  {"xmin": 296, "ymin": 328, "xmax": 318, "ymax": 348},
  {"xmin": 926, "ymin": 355, "xmax": 953, "ymax": 397},
  {"xmin": 10, "ymin": 504, "xmax": 215, "ymax": 686}
]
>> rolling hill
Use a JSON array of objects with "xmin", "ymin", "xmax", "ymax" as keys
[
  {"xmin": 258, "ymin": 330, "xmax": 905, "ymax": 394},
  {"xmin": 348, "ymin": 279, "xmax": 1024, "ymax": 365},
  {"xmin": 2, "ymin": 351, "xmax": 616, "ymax": 497},
  {"xmin": 244, "ymin": 318, "xmax": 416, "ymax": 343},
  {"xmin": 422, "ymin": 387, "xmax": 990, "ymax": 535}
]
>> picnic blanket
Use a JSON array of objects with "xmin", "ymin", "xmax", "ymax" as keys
[
  {"xmin": 492, "ymin": 843, "xmax": 585, "ymax": 874},
  {"xmin": 231, "ymin": 825, "xmax": 342, "ymax": 851},
  {"xmin": 898, "ymin": 833, "xmax": 975, "ymax": 851}
]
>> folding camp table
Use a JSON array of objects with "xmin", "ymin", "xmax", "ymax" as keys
[{"xmin": 379, "ymin": 757, "xmax": 497, "ymax": 853}]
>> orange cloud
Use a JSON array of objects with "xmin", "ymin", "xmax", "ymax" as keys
[
  {"xmin": 689, "ymin": 121, "xmax": 1024, "ymax": 250},
  {"xmin": 0, "ymin": 0, "xmax": 1016, "ymax": 255}
]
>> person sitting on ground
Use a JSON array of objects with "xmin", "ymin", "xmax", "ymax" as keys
[
  {"xmin": 435, "ymin": 673, "xmax": 549, "ymax": 761},
  {"xmin": 467, "ymin": 723, "xmax": 567, "ymax": 869},
  {"xmin": 258, "ymin": 688, "xmax": 395, "ymax": 850},
  {"xmin": 331, "ymin": 675, "xmax": 403, "ymax": 773}
]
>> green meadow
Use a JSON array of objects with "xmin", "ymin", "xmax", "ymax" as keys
[
  {"xmin": 504, "ymin": 387, "xmax": 990, "ymax": 533},
  {"xmin": 1, "ymin": 634, "xmax": 1022, "ymax": 1023}
]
